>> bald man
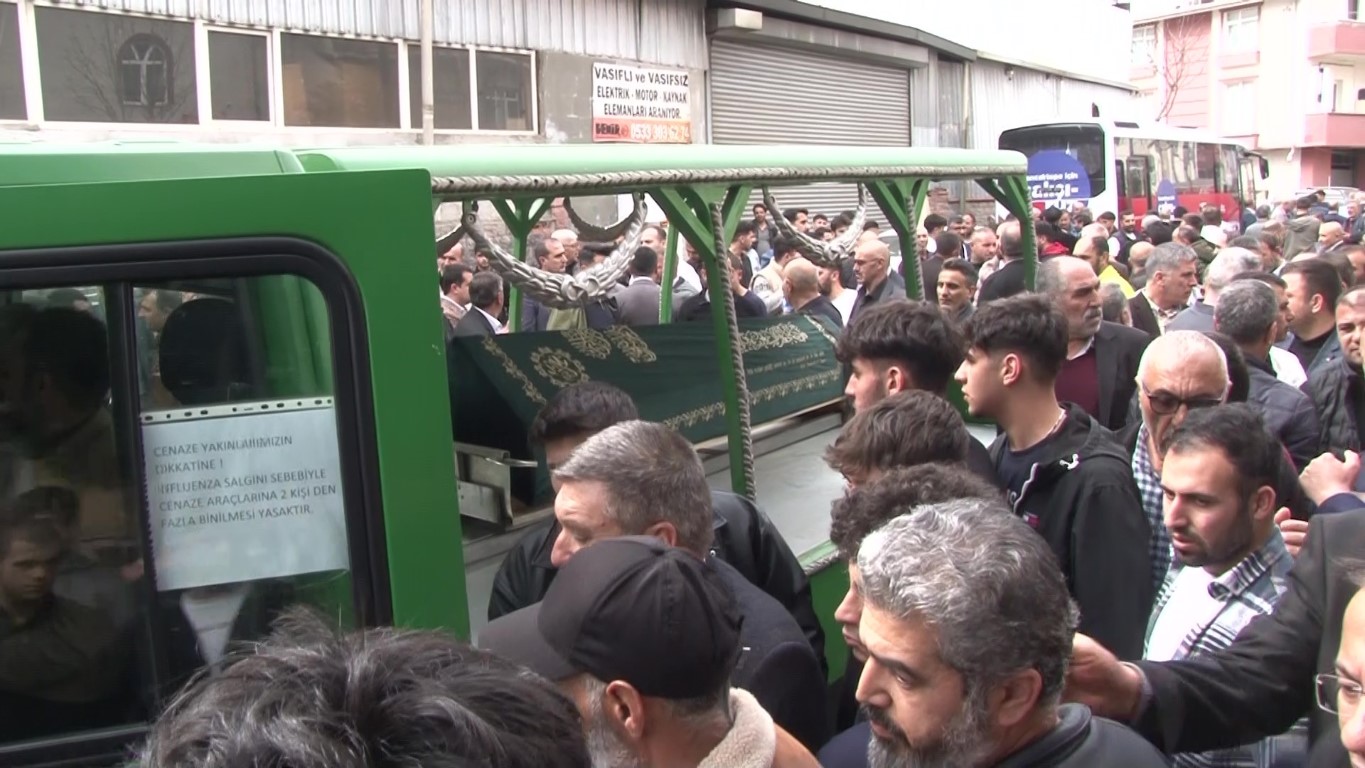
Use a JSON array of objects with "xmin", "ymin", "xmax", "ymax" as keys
[
  {"xmin": 1120, "ymin": 331, "xmax": 1231, "ymax": 590},
  {"xmin": 849, "ymin": 238, "xmax": 905, "ymax": 325},
  {"xmin": 1320, "ymin": 221, "xmax": 1349, "ymax": 255},
  {"xmin": 1127, "ymin": 241, "xmax": 1154, "ymax": 290},
  {"xmin": 783, "ymin": 257, "xmax": 842, "ymax": 329}
]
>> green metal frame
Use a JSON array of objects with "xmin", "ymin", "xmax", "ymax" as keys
[
  {"xmin": 866, "ymin": 179, "xmax": 931, "ymax": 300},
  {"xmin": 486, "ymin": 197, "xmax": 554, "ymax": 332},
  {"xmin": 658, "ymin": 220, "xmax": 680, "ymax": 323},
  {"xmin": 649, "ymin": 184, "xmax": 756, "ymax": 497},
  {"xmin": 975, "ymin": 175, "xmax": 1039, "ymax": 290}
]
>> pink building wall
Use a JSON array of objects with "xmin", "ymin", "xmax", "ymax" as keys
[{"xmin": 1164, "ymin": 12, "xmax": 1212, "ymax": 129}]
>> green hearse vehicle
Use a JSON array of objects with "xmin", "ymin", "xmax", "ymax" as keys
[{"xmin": 0, "ymin": 141, "xmax": 1033, "ymax": 766}]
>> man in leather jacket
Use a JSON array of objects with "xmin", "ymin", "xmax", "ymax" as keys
[{"xmin": 486, "ymin": 382, "xmax": 825, "ymax": 673}]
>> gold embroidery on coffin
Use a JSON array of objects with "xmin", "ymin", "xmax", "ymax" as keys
[
  {"xmin": 662, "ymin": 370, "xmax": 841, "ymax": 431},
  {"xmin": 739, "ymin": 322, "xmax": 809, "ymax": 353},
  {"xmin": 532, "ymin": 348, "xmax": 589, "ymax": 387},
  {"xmin": 481, "ymin": 337, "xmax": 546, "ymax": 405},
  {"xmin": 603, "ymin": 325, "xmax": 658, "ymax": 363},
  {"xmin": 802, "ymin": 314, "xmax": 840, "ymax": 347},
  {"xmin": 563, "ymin": 328, "xmax": 612, "ymax": 360}
]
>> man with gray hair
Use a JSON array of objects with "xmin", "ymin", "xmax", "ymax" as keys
[
  {"xmin": 1166, "ymin": 246, "xmax": 1262, "ymax": 333},
  {"xmin": 1128, "ymin": 242, "xmax": 1200, "ymax": 337},
  {"xmin": 539, "ymin": 419, "xmax": 829, "ymax": 750},
  {"xmin": 831, "ymin": 501, "xmax": 1167, "ymax": 768},
  {"xmin": 1213, "ymin": 280, "xmax": 1322, "ymax": 469},
  {"xmin": 1038, "ymin": 256, "xmax": 1151, "ymax": 431}
]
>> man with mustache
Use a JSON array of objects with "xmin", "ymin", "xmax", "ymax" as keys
[
  {"xmin": 834, "ymin": 500, "xmax": 1167, "ymax": 768},
  {"xmin": 1038, "ymin": 256, "xmax": 1151, "ymax": 432},
  {"xmin": 1144, "ymin": 404, "xmax": 1305, "ymax": 767}
]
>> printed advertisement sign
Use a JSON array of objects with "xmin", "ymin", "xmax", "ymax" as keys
[
  {"xmin": 1025, "ymin": 150, "xmax": 1092, "ymax": 204},
  {"xmin": 592, "ymin": 62, "xmax": 692, "ymax": 144},
  {"xmin": 1156, "ymin": 179, "xmax": 1178, "ymax": 216},
  {"xmin": 144, "ymin": 405, "xmax": 348, "ymax": 591}
]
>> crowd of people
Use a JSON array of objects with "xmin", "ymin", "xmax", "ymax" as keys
[{"xmin": 113, "ymin": 188, "xmax": 1365, "ymax": 767}]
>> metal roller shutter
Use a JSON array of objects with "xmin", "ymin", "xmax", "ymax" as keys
[{"xmin": 709, "ymin": 37, "xmax": 911, "ymax": 217}]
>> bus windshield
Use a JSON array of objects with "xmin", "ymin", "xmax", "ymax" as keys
[{"xmin": 999, "ymin": 123, "xmax": 1108, "ymax": 206}]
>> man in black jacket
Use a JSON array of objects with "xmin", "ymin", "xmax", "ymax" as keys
[
  {"xmin": 485, "ymin": 382, "xmax": 824, "ymax": 671},
  {"xmin": 1309, "ymin": 286, "xmax": 1365, "ymax": 461},
  {"xmin": 1065, "ymin": 479, "xmax": 1365, "ymax": 768},
  {"xmin": 978, "ymin": 220, "xmax": 1029, "ymax": 303},
  {"xmin": 820, "ymin": 499, "xmax": 1169, "ymax": 768},
  {"xmin": 956, "ymin": 294, "xmax": 1154, "ymax": 660},
  {"xmin": 512, "ymin": 419, "xmax": 830, "ymax": 751},
  {"xmin": 1038, "ymin": 256, "xmax": 1151, "ymax": 433},
  {"xmin": 836, "ymin": 300, "xmax": 997, "ymax": 485},
  {"xmin": 1213, "ymin": 280, "xmax": 1322, "ymax": 470}
]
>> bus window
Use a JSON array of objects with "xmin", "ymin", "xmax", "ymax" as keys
[
  {"xmin": 2, "ymin": 271, "xmax": 361, "ymax": 760},
  {"xmin": 1195, "ymin": 144, "xmax": 1218, "ymax": 195},
  {"xmin": 998, "ymin": 123, "xmax": 1108, "ymax": 199},
  {"xmin": 1218, "ymin": 145, "xmax": 1241, "ymax": 197}
]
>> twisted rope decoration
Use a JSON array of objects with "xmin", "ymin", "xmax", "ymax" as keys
[
  {"xmin": 461, "ymin": 194, "xmax": 649, "ymax": 310},
  {"xmin": 762, "ymin": 185, "xmax": 867, "ymax": 269},
  {"xmin": 710, "ymin": 202, "xmax": 757, "ymax": 501},
  {"xmin": 430, "ymin": 165, "xmax": 1023, "ymax": 196},
  {"xmin": 563, "ymin": 197, "xmax": 635, "ymax": 242},
  {"xmin": 435, "ymin": 224, "xmax": 466, "ymax": 257}
]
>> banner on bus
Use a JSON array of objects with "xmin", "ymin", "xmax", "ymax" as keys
[
  {"xmin": 592, "ymin": 62, "xmax": 692, "ymax": 144},
  {"xmin": 1025, "ymin": 150, "xmax": 1091, "ymax": 205}
]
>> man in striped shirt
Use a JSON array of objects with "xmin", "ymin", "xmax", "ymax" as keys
[{"xmin": 1145, "ymin": 404, "xmax": 1305, "ymax": 768}]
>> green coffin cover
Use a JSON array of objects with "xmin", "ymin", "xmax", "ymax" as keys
[{"xmin": 448, "ymin": 315, "xmax": 844, "ymax": 507}]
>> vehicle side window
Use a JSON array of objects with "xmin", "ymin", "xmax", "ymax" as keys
[{"xmin": 1, "ymin": 274, "xmax": 358, "ymax": 755}]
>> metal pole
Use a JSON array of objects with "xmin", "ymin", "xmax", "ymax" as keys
[
  {"xmin": 420, "ymin": 0, "xmax": 434, "ymax": 146},
  {"xmin": 658, "ymin": 223, "xmax": 679, "ymax": 323}
]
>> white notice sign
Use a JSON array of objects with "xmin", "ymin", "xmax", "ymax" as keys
[
  {"xmin": 591, "ymin": 62, "xmax": 692, "ymax": 144},
  {"xmin": 143, "ymin": 406, "xmax": 348, "ymax": 592}
]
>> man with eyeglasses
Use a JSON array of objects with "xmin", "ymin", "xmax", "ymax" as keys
[
  {"xmin": 1144, "ymin": 404, "xmax": 1306, "ymax": 768},
  {"xmin": 1323, "ymin": 582, "xmax": 1365, "ymax": 766},
  {"xmin": 1119, "ymin": 331, "xmax": 1232, "ymax": 592}
]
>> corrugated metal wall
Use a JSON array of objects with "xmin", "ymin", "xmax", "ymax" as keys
[
  {"xmin": 970, "ymin": 60, "xmax": 1134, "ymax": 149},
  {"xmin": 59, "ymin": 0, "xmax": 707, "ymax": 68},
  {"xmin": 710, "ymin": 37, "xmax": 911, "ymax": 215}
]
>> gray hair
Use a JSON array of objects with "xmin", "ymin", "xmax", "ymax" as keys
[
  {"xmin": 1205, "ymin": 247, "xmax": 1262, "ymax": 292},
  {"xmin": 1035, "ymin": 255, "xmax": 1091, "ymax": 298},
  {"xmin": 138, "ymin": 607, "xmax": 590, "ymax": 768},
  {"xmin": 1214, "ymin": 280, "xmax": 1278, "ymax": 345},
  {"xmin": 1135, "ymin": 330, "xmax": 1231, "ymax": 396},
  {"xmin": 857, "ymin": 500, "xmax": 1079, "ymax": 707},
  {"xmin": 1146, "ymin": 242, "xmax": 1198, "ymax": 276},
  {"xmin": 555, "ymin": 420, "xmax": 714, "ymax": 554},
  {"xmin": 1100, "ymin": 282, "xmax": 1128, "ymax": 323},
  {"xmin": 580, "ymin": 674, "xmax": 729, "ymax": 732}
]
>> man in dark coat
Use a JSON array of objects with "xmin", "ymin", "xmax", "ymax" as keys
[
  {"xmin": 1039, "ymin": 257, "xmax": 1151, "ymax": 433},
  {"xmin": 1065, "ymin": 480, "xmax": 1365, "ymax": 768},
  {"xmin": 958, "ymin": 294, "xmax": 1153, "ymax": 661},
  {"xmin": 486, "ymin": 382, "xmax": 824, "ymax": 673}
]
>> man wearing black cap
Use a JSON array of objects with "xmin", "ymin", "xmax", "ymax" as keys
[
  {"xmin": 523, "ymin": 419, "xmax": 830, "ymax": 752},
  {"xmin": 481, "ymin": 537, "xmax": 820, "ymax": 768}
]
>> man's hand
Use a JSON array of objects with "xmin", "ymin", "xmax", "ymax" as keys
[
  {"xmin": 1275, "ymin": 508, "xmax": 1309, "ymax": 559},
  {"xmin": 1299, "ymin": 451, "xmax": 1360, "ymax": 504},
  {"xmin": 1065, "ymin": 634, "xmax": 1144, "ymax": 721}
]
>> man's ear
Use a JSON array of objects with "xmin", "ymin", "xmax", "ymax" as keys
[
  {"xmin": 604, "ymin": 680, "xmax": 648, "ymax": 741},
  {"xmin": 999, "ymin": 351, "xmax": 1024, "ymax": 388}
]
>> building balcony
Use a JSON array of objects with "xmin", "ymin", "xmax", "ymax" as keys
[
  {"xmin": 1304, "ymin": 112, "xmax": 1365, "ymax": 147},
  {"xmin": 1307, "ymin": 21, "xmax": 1365, "ymax": 63}
]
